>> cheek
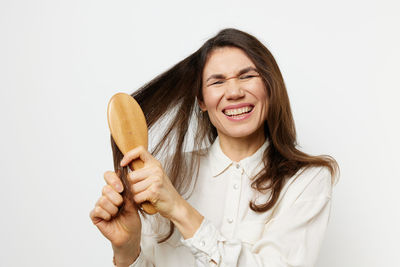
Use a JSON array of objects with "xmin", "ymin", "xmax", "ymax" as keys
[
  {"xmin": 253, "ymin": 82, "xmax": 269, "ymax": 103},
  {"xmin": 253, "ymin": 83, "xmax": 269, "ymax": 118},
  {"xmin": 202, "ymin": 89, "xmax": 221, "ymax": 110}
]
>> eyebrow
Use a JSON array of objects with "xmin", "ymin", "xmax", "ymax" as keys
[{"xmin": 205, "ymin": 66, "xmax": 258, "ymax": 82}]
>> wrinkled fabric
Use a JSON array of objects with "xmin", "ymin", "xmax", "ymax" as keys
[{"xmin": 128, "ymin": 137, "xmax": 333, "ymax": 267}]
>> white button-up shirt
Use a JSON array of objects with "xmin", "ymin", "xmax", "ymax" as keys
[{"xmin": 130, "ymin": 137, "xmax": 333, "ymax": 267}]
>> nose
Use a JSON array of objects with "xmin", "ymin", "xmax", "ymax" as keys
[{"xmin": 225, "ymin": 79, "xmax": 245, "ymax": 100}]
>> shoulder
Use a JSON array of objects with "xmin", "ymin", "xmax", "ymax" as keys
[{"xmin": 284, "ymin": 166, "xmax": 333, "ymax": 202}]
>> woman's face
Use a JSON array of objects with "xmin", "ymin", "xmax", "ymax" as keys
[{"xmin": 199, "ymin": 46, "xmax": 268, "ymax": 141}]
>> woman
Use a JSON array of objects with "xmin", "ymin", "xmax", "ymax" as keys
[{"xmin": 90, "ymin": 28, "xmax": 338, "ymax": 267}]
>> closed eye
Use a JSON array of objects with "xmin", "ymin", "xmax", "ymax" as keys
[
  {"xmin": 209, "ymin": 80, "xmax": 225, "ymax": 86},
  {"xmin": 239, "ymin": 74, "xmax": 258, "ymax": 80}
]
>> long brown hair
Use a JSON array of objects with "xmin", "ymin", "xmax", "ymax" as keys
[{"xmin": 111, "ymin": 28, "xmax": 338, "ymax": 242}]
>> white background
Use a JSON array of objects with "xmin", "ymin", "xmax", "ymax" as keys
[{"xmin": 1, "ymin": 0, "xmax": 399, "ymax": 266}]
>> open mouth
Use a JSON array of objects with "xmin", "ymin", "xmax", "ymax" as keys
[{"xmin": 223, "ymin": 105, "xmax": 254, "ymax": 118}]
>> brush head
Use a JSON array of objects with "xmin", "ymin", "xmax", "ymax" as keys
[{"xmin": 107, "ymin": 92, "xmax": 148, "ymax": 155}]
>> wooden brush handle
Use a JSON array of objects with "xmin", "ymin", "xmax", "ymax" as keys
[{"xmin": 130, "ymin": 159, "xmax": 158, "ymax": 215}]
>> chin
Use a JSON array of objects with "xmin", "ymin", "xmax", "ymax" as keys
[{"xmin": 222, "ymin": 128, "xmax": 263, "ymax": 139}]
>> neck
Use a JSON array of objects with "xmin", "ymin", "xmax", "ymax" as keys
[{"xmin": 218, "ymin": 130, "xmax": 266, "ymax": 162}]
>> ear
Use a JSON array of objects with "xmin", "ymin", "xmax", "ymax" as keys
[{"xmin": 197, "ymin": 99, "xmax": 207, "ymax": 112}]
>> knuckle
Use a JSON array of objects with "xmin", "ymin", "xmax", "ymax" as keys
[
  {"xmin": 104, "ymin": 170, "xmax": 114, "ymax": 178},
  {"xmin": 154, "ymin": 178, "xmax": 162, "ymax": 187},
  {"xmin": 131, "ymin": 184, "xmax": 137, "ymax": 194},
  {"xmin": 133, "ymin": 194, "xmax": 141, "ymax": 203},
  {"xmin": 109, "ymin": 204, "xmax": 118, "ymax": 215},
  {"xmin": 104, "ymin": 171, "xmax": 118, "ymax": 183},
  {"xmin": 149, "ymin": 187, "xmax": 158, "ymax": 196},
  {"xmin": 104, "ymin": 212, "xmax": 111, "ymax": 221},
  {"xmin": 154, "ymin": 167, "xmax": 163, "ymax": 176},
  {"xmin": 99, "ymin": 196, "xmax": 107, "ymax": 206},
  {"xmin": 101, "ymin": 185, "xmax": 110, "ymax": 195},
  {"xmin": 153, "ymin": 160, "xmax": 162, "ymax": 168},
  {"xmin": 95, "ymin": 198, "xmax": 101, "ymax": 207},
  {"xmin": 94, "ymin": 206, "xmax": 102, "ymax": 214},
  {"xmin": 106, "ymin": 184, "xmax": 115, "ymax": 193},
  {"xmin": 104, "ymin": 185, "xmax": 120, "ymax": 199}
]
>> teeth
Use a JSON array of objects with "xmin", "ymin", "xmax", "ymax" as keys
[{"xmin": 224, "ymin": 106, "xmax": 253, "ymax": 116}]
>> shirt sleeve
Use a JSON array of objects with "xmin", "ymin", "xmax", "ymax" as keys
[
  {"xmin": 181, "ymin": 167, "xmax": 333, "ymax": 267},
  {"xmin": 128, "ymin": 249, "xmax": 154, "ymax": 267}
]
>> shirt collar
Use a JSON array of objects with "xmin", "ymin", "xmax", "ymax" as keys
[{"xmin": 208, "ymin": 136, "xmax": 268, "ymax": 178}]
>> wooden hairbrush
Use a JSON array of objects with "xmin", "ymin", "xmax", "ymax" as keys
[{"xmin": 107, "ymin": 92, "xmax": 157, "ymax": 215}]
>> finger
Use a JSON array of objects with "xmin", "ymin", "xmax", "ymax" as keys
[
  {"xmin": 120, "ymin": 146, "xmax": 154, "ymax": 167},
  {"xmin": 90, "ymin": 206, "xmax": 112, "ymax": 222},
  {"xmin": 96, "ymin": 195, "xmax": 119, "ymax": 217},
  {"xmin": 133, "ymin": 187, "xmax": 159, "ymax": 205},
  {"xmin": 131, "ymin": 176, "xmax": 155, "ymax": 194},
  {"xmin": 128, "ymin": 166, "xmax": 160, "ymax": 184},
  {"xmin": 104, "ymin": 171, "xmax": 123, "ymax": 193},
  {"xmin": 102, "ymin": 185, "xmax": 123, "ymax": 207}
]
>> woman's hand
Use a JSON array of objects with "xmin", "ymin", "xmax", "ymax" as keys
[
  {"xmin": 120, "ymin": 146, "xmax": 183, "ymax": 220},
  {"xmin": 120, "ymin": 146, "xmax": 204, "ymax": 239},
  {"xmin": 90, "ymin": 171, "xmax": 141, "ymax": 265}
]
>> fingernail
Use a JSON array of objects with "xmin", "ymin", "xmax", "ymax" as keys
[{"xmin": 116, "ymin": 184, "xmax": 123, "ymax": 192}]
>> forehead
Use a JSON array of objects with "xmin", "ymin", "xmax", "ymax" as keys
[{"xmin": 203, "ymin": 47, "xmax": 255, "ymax": 78}]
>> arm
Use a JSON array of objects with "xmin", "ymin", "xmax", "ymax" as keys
[
  {"xmin": 119, "ymin": 146, "xmax": 333, "ymax": 266},
  {"xmin": 118, "ymin": 146, "xmax": 203, "ymax": 266},
  {"xmin": 180, "ymin": 167, "xmax": 333, "ymax": 267}
]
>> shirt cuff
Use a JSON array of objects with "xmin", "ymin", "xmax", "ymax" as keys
[
  {"xmin": 180, "ymin": 218, "xmax": 224, "ymax": 265},
  {"xmin": 127, "ymin": 248, "xmax": 145, "ymax": 267}
]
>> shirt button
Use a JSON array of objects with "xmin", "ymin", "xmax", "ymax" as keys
[
  {"xmin": 233, "ymin": 184, "xmax": 239, "ymax": 190},
  {"xmin": 227, "ymin": 218, "xmax": 233, "ymax": 224},
  {"xmin": 200, "ymin": 240, "xmax": 205, "ymax": 247},
  {"xmin": 235, "ymin": 163, "xmax": 240, "ymax": 169}
]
